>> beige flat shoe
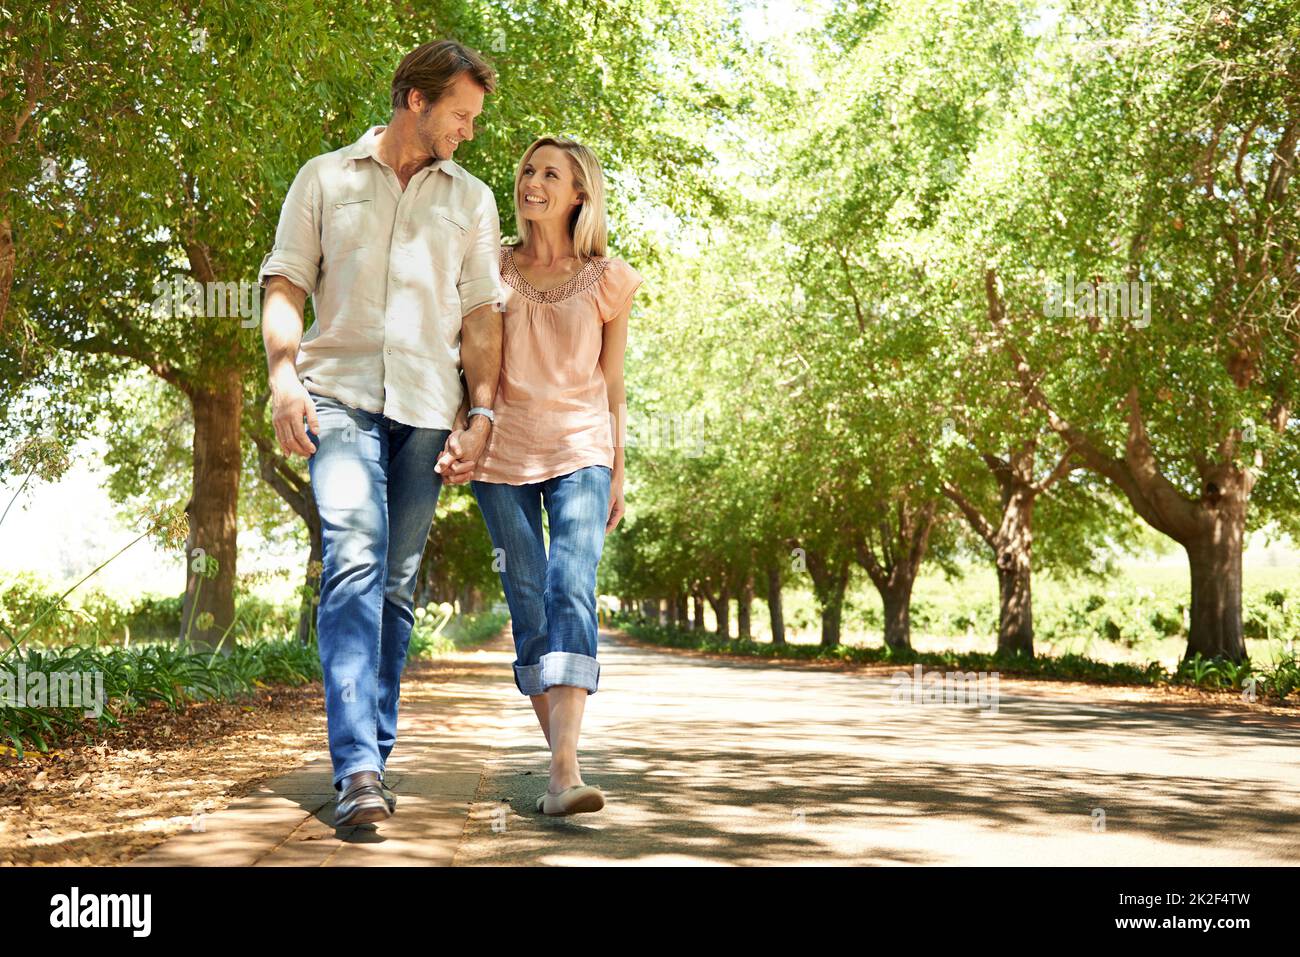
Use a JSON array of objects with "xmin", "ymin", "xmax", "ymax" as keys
[{"xmin": 536, "ymin": 785, "xmax": 605, "ymax": 816}]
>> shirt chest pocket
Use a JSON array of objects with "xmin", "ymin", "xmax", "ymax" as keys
[
  {"xmin": 324, "ymin": 195, "xmax": 378, "ymax": 254},
  {"xmin": 424, "ymin": 207, "xmax": 472, "ymax": 279}
]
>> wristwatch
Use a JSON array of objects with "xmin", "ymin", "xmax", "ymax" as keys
[{"xmin": 467, "ymin": 406, "xmax": 495, "ymax": 426}]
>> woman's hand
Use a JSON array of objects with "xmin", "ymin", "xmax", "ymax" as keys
[
  {"xmin": 435, "ymin": 419, "xmax": 490, "ymax": 485},
  {"xmin": 606, "ymin": 472, "xmax": 625, "ymax": 533}
]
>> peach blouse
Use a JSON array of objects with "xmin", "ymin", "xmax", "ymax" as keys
[{"xmin": 472, "ymin": 244, "xmax": 644, "ymax": 485}]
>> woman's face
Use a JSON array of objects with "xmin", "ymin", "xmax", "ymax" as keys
[{"xmin": 517, "ymin": 145, "xmax": 582, "ymax": 228}]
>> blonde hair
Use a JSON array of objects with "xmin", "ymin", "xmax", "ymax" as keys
[{"xmin": 511, "ymin": 137, "xmax": 608, "ymax": 258}]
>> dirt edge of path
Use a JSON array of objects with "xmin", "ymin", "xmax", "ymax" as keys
[{"xmin": 0, "ymin": 649, "xmax": 505, "ymax": 866}]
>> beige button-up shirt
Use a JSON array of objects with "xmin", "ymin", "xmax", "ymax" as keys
[{"xmin": 258, "ymin": 125, "xmax": 504, "ymax": 429}]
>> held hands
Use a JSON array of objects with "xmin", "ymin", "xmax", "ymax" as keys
[{"xmin": 435, "ymin": 418, "xmax": 490, "ymax": 485}]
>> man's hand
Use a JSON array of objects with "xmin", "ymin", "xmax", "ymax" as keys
[
  {"xmin": 435, "ymin": 418, "xmax": 491, "ymax": 484},
  {"xmin": 272, "ymin": 377, "xmax": 320, "ymax": 458}
]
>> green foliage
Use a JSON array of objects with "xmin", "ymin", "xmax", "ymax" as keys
[
  {"xmin": 408, "ymin": 608, "xmax": 509, "ymax": 658},
  {"xmin": 0, "ymin": 572, "xmax": 321, "ymax": 649},
  {"xmin": 419, "ymin": 486, "xmax": 505, "ymax": 607},
  {"xmin": 0, "ymin": 637, "xmax": 324, "ymax": 757}
]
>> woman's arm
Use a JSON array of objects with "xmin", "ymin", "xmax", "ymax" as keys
[{"xmin": 599, "ymin": 296, "xmax": 632, "ymax": 532}]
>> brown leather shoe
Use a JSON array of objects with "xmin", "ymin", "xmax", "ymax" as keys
[{"xmin": 334, "ymin": 771, "xmax": 392, "ymax": 827}]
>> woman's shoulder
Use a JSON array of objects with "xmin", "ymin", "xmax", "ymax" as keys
[
  {"xmin": 591, "ymin": 254, "xmax": 644, "ymax": 323},
  {"xmin": 592, "ymin": 254, "xmax": 640, "ymax": 281},
  {"xmin": 597, "ymin": 256, "xmax": 643, "ymax": 290}
]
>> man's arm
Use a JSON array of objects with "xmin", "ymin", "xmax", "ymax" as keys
[
  {"xmin": 258, "ymin": 159, "xmax": 323, "ymax": 458},
  {"xmin": 436, "ymin": 186, "xmax": 505, "ymax": 482},
  {"xmin": 452, "ymin": 373, "xmax": 471, "ymax": 432},
  {"xmin": 436, "ymin": 300, "xmax": 501, "ymax": 482},
  {"xmin": 263, "ymin": 275, "xmax": 319, "ymax": 457}
]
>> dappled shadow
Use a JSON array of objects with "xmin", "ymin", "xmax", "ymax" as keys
[{"xmin": 452, "ymin": 630, "xmax": 1300, "ymax": 865}]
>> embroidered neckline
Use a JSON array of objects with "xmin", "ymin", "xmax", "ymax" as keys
[{"xmin": 501, "ymin": 245, "xmax": 608, "ymax": 304}]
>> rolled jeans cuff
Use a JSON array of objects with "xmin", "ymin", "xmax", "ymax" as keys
[{"xmin": 515, "ymin": 651, "xmax": 600, "ymax": 696}]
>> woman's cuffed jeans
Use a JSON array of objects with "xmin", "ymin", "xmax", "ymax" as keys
[
  {"xmin": 471, "ymin": 465, "xmax": 611, "ymax": 697},
  {"xmin": 305, "ymin": 390, "xmax": 448, "ymax": 791}
]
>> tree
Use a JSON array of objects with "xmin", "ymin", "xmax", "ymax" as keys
[{"xmin": 946, "ymin": 0, "xmax": 1300, "ymax": 661}]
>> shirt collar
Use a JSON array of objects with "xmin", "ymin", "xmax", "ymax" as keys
[{"xmin": 343, "ymin": 124, "xmax": 458, "ymax": 181}]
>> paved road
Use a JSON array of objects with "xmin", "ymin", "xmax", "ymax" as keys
[{"xmin": 133, "ymin": 626, "xmax": 1300, "ymax": 866}]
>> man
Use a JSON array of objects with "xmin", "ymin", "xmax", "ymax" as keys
[{"xmin": 259, "ymin": 40, "xmax": 503, "ymax": 827}]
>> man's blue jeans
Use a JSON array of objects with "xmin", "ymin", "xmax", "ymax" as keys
[
  {"xmin": 471, "ymin": 466, "xmax": 611, "ymax": 696},
  {"xmin": 305, "ymin": 390, "xmax": 449, "ymax": 790}
]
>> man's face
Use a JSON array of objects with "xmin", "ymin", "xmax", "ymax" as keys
[{"xmin": 414, "ymin": 72, "xmax": 485, "ymax": 161}]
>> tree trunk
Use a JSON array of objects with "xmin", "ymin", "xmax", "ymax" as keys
[
  {"xmin": 855, "ymin": 499, "xmax": 940, "ymax": 652},
  {"xmin": 691, "ymin": 592, "xmax": 705, "ymax": 631},
  {"xmin": 820, "ymin": 585, "xmax": 845, "ymax": 647},
  {"xmin": 737, "ymin": 574, "xmax": 753, "ymax": 639},
  {"xmin": 179, "ymin": 372, "xmax": 242, "ymax": 652},
  {"xmin": 766, "ymin": 563, "xmax": 786, "ymax": 645},
  {"xmin": 805, "ymin": 549, "xmax": 849, "ymax": 649},
  {"xmin": 880, "ymin": 577, "xmax": 915, "ymax": 650},
  {"xmin": 995, "ymin": 486, "xmax": 1035, "ymax": 656},
  {"xmin": 296, "ymin": 533, "xmax": 322, "ymax": 645},
  {"xmin": 944, "ymin": 449, "xmax": 1045, "ymax": 658},
  {"xmin": 708, "ymin": 583, "xmax": 731, "ymax": 638},
  {"xmin": 1184, "ymin": 521, "xmax": 1246, "ymax": 661},
  {"xmin": 0, "ymin": 216, "xmax": 13, "ymax": 331},
  {"xmin": 996, "ymin": 554, "xmax": 1032, "ymax": 656}
]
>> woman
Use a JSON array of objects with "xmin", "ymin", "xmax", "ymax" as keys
[{"xmin": 444, "ymin": 136, "xmax": 642, "ymax": 816}]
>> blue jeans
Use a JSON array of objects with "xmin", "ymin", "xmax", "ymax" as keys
[
  {"xmin": 471, "ymin": 465, "xmax": 612, "ymax": 696},
  {"xmin": 305, "ymin": 390, "xmax": 449, "ymax": 790}
]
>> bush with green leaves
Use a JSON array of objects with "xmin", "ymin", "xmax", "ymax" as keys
[
  {"xmin": 1036, "ymin": 587, "xmax": 1187, "ymax": 649},
  {"xmin": 1243, "ymin": 589, "xmax": 1300, "ymax": 644},
  {"xmin": 1, "ymin": 637, "xmax": 325, "ymax": 756},
  {"xmin": 0, "ymin": 573, "xmax": 326, "ymax": 649},
  {"xmin": 408, "ymin": 607, "xmax": 508, "ymax": 658}
]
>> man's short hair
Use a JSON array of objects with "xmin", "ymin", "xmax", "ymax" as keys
[{"xmin": 391, "ymin": 40, "xmax": 496, "ymax": 112}]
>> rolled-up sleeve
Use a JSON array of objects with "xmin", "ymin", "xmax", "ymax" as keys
[
  {"xmin": 456, "ymin": 188, "xmax": 505, "ymax": 317},
  {"xmin": 258, "ymin": 158, "xmax": 322, "ymax": 295}
]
